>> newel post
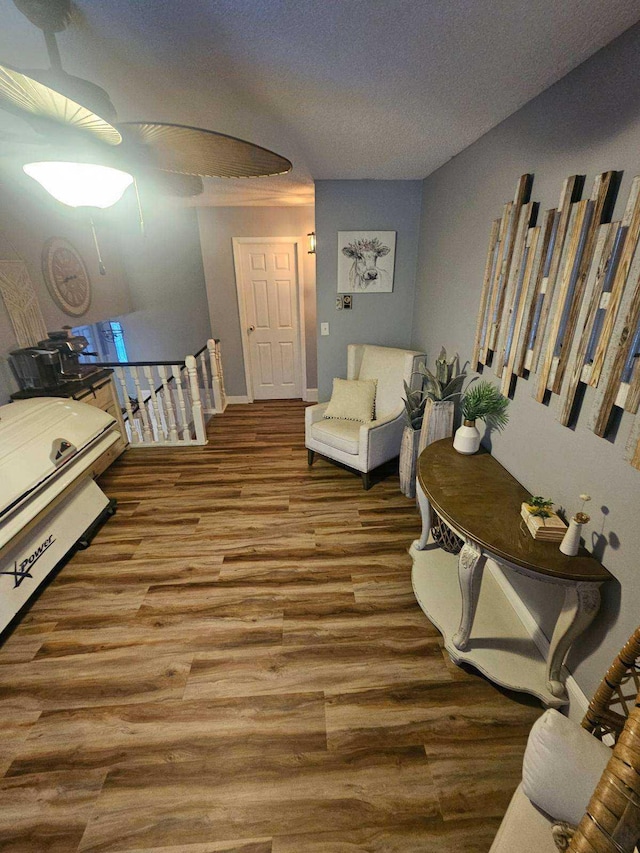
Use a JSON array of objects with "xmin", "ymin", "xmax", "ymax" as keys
[
  {"xmin": 207, "ymin": 338, "xmax": 225, "ymax": 413},
  {"xmin": 185, "ymin": 355, "xmax": 207, "ymax": 445}
]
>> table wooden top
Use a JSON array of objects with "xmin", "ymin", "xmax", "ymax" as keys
[{"xmin": 418, "ymin": 439, "xmax": 612, "ymax": 583}]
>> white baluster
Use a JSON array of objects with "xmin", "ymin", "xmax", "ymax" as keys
[
  {"xmin": 215, "ymin": 340, "xmax": 226, "ymax": 410},
  {"xmin": 143, "ymin": 365, "xmax": 167, "ymax": 443},
  {"xmin": 172, "ymin": 364, "xmax": 191, "ymax": 443},
  {"xmin": 207, "ymin": 338, "xmax": 224, "ymax": 413},
  {"xmin": 131, "ymin": 366, "xmax": 153, "ymax": 444},
  {"xmin": 186, "ymin": 354, "xmax": 207, "ymax": 444},
  {"xmin": 115, "ymin": 366, "xmax": 139, "ymax": 444},
  {"xmin": 199, "ymin": 350, "xmax": 213, "ymax": 411},
  {"xmin": 158, "ymin": 365, "xmax": 179, "ymax": 444}
]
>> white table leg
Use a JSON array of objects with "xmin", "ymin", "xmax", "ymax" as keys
[
  {"xmin": 452, "ymin": 541, "xmax": 487, "ymax": 651},
  {"xmin": 546, "ymin": 582, "xmax": 601, "ymax": 698},
  {"xmin": 412, "ymin": 478, "xmax": 431, "ymax": 551}
]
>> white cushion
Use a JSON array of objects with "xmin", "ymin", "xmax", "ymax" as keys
[
  {"xmin": 311, "ymin": 419, "xmax": 361, "ymax": 455},
  {"xmin": 489, "ymin": 784, "xmax": 557, "ymax": 853},
  {"xmin": 323, "ymin": 378, "xmax": 376, "ymax": 423},
  {"xmin": 522, "ymin": 709, "xmax": 610, "ymax": 825},
  {"xmin": 357, "ymin": 346, "xmax": 409, "ymax": 419}
]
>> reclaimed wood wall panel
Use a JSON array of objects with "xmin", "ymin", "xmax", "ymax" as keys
[
  {"xmin": 480, "ymin": 204, "xmax": 512, "ymax": 365},
  {"xmin": 472, "ymin": 170, "xmax": 640, "ymax": 471},
  {"xmin": 556, "ymin": 223, "xmax": 617, "ymax": 426},
  {"xmin": 516, "ymin": 209, "xmax": 556, "ymax": 376},
  {"xmin": 486, "ymin": 175, "xmax": 533, "ymax": 360},
  {"xmin": 589, "ymin": 176, "xmax": 640, "ymax": 387},
  {"xmin": 529, "ymin": 176, "xmax": 585, "ymax": 375},
  {"xmin": 590, "ymin": 254, "xmax": 640, "ymax": 435},
  {"xmin": 494, "ymin": 202, "xmax": 538, "ymax": 379},
  {"xmin": 472, "ymin": 218, "xmax": 501, "ymax": 369},
  {"xmin": 500, "ymin": 225, "xmax": 540, "ymax": 396}
]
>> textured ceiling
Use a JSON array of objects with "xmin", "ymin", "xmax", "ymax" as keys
[{"xmin": 0, "ymin": 0, "xmax": 639, "ymax": 206}]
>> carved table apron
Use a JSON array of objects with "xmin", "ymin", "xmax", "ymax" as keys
[{"xmin": 412, "ymin": 439, "xmax": 612, "ymax": 707}]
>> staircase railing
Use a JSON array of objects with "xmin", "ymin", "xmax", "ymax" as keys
[{"xmin": 94, "ymin": 338, "xmax": 226, "ymax": 447}]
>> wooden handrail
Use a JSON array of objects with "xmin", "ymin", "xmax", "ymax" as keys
[{"xmin": 86, "ymin": 340, "xmax": 220, "ymax": 369}]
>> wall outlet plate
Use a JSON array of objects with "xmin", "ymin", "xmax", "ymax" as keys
[{"xmin": 320, "ymin": 322, "xmax": 330, "ymax": 336}]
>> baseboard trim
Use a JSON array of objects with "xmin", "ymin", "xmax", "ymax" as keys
[
  {"xmin": 305, "ymin": 388, "xmax": 318, "ymax": 403},
  {"xmin": 487, "ymin": 561, "xmax": 589, "ymax": 721},
  {"xmin": 225, "ymin": 395, "xmax": 249, "ymax": 404}
]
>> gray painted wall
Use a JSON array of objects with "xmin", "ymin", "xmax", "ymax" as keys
[
  {"xmin": 0, "ymin": 178, "xmax": 132, "ymax": 404},
  {"xmin": 315, "ymin": 180, "xmax": 423, "ymax": 400},
  {"xmin": 197, "ymin": 205, "xmax": 316, "ymax": 398},
  {"xmin": 411, "ymin": 22, "xmax": 640, "ymax": 699},
  {"xmin": 116, "ymin": 199, "xmax": 211, "ymax": 363}
]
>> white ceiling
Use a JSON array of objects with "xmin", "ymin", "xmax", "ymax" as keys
[{"xmin": 1, "ymin": 0, "xmax": 639, "ymax": 206}]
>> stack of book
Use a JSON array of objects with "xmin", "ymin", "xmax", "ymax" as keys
[{"xmin": 520, "ymin": 503, "xmax": 567, "ymax": 542}]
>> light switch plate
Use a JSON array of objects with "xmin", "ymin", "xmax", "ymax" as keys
[
  {"xmin": 320, "ymin": 322, "xmax": 330, "ymax": 336},
  {"xmin": 336, "ymin": 297, "xmax": 343, "ymax": 310}
]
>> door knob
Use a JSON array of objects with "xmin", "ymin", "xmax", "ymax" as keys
[{"xmin": 247, "ymin": 325, "xmax": 255, "ymax": 332}]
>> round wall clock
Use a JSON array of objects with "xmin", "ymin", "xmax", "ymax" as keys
[{"xmin": 42, "ymin": 237, "xmax": 92, "ymax": 317}]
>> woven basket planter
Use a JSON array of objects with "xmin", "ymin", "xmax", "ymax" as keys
[{"xmin": 431, "ymin": 510, "xmax": 463, "ymax": 554}]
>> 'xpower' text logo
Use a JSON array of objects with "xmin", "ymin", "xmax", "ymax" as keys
[{"xmin": 0, "ymin": 534, "xmax": 56, "ymax": 589}]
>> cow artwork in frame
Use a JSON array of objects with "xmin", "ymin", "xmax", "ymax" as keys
[{"xmin": 338, "ymin": 231, "xmax": 396, "ymax": 293}]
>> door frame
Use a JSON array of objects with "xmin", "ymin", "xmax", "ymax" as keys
[{"xmin": 232, "ymin": 236, "xmax": 308, "ymax": 402}]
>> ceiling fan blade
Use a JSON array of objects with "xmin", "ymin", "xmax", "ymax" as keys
[
  {"xmin": 119, "ymin": 122, "xmax": 292, "ymax": 179},
  {"xmin": 12, "ymin": 0, "xmax": 72, "ymax": 33},
  {"xmin": 0, "ymin": 63, "xmax": 121, "ymax": 145},
  {"xmin": 137, "ymin": 170, "xmax": 204, "ymax": 198}
]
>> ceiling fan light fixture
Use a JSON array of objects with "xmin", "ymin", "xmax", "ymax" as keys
[{"xmin": 23, "ymin": 161, "xmax": 134, "ymax": 208}]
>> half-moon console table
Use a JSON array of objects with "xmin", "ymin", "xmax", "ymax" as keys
[{"xmin": 411, "ymin": 439, "xmax": 612, "ymax": 709}]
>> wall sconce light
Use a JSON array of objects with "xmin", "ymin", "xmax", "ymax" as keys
[{"xmin": 307, "ymin": 232, "xmax": 316, "ymax": 254}]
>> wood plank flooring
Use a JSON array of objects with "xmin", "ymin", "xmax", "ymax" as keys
[{"xmin": 0, "ymin": 400, "xmax": 542, "ymax": 852}]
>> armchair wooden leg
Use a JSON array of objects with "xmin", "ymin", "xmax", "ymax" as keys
[
  {"xmin": 361, "ymin": 472, "xmax": 372, "ymax": 490},
  {"xmin": 307, "ymin": 449, "xmax": 315, "ymax": 466}
]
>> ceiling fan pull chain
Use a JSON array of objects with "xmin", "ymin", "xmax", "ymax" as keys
[
  {"xmin": 89, "ymin": 217, "xmax": 106, "ymax": 276},
  {"xmin": 133, "ymin": 178, "xmax": 146, "ymax": 237}
]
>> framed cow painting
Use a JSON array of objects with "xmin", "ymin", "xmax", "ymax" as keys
[{"xmin": 337, "ymin": 231, "xmax": 396, "ymax": 293}]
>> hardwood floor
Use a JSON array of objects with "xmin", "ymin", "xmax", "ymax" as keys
[{"xmin": 0, "ymin": 400, "xmax": 542, "ymax": 852}]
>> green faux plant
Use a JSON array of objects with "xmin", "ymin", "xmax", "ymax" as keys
[
  {"xmin": 460, "ymin": 380, "xmax": 510, "ymax": 431},
  {"xmin": 526, "ymin": 496, "xmax": 554, "ymax": 518},
  {"xmin": 402, "ymin": 347, "xmax": 469, "ymax": 431}
]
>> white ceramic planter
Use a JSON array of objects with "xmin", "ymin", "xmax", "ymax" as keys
[
  {"xmin": 559, "ymin": 517, "xmax": 582, "ymax": 556},
  {"xmin": 453, "ymin": 419, "xmax": 481, "ymax": 454}
]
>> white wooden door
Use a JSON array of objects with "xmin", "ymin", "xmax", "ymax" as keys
[{"xmin": 238, "ymin": 242, "xmax": 302, "ymax": 400}]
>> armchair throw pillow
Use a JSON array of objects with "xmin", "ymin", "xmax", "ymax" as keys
[
  {"xmin": 323, "ymin": 378, "xmax": 377, "ymax": 423},
  {"xmin": 522, "ymin": 709, "xmax": 610, "ymax": 826}
]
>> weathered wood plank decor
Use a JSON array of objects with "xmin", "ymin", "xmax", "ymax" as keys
[
  {"xmin": 528, "ymin": 175, "xmax": 585, "ymax": 374},
  {"xmin": 531, "ymin": 202, "xmax": 582, "ymax": 401},
  {"xmin": 484, "ymin": 175, "xmax": 533, "ymax": 362},
  {"xmin": 556, "ymin": 222, "xmax": 618, "ymax": 426},
  {"xmin": 471, "ymin": 169, "xmax": 640, "ymax": 470},
  {"xmin": 625, "ymin": 409, "xmax": 640, "ymax": 470},
  {"xmin": 622, "ymin": 311, "xmax": 640, "ymax": 413},
  {"xmin": 589, "ymin": 176, "xmax": 640, "ymax": 387},
  {"xmin": 479, "ymin": 204, "xmax": 511, "ymax": 365},
  {"xmin": 494, "ymin": 201, "xmax": 538, "ymax": 380},
  {"xmin": 535, "ymin": 198, "xmax": 591, "ymax": 401},
  {"xmin": 472, "ymin": 218, "xmax": 501, "ymax": 369},
  {"xmin": 513, "ymin": 209, "xmax": 556, "ymax": 377},
  {"xmin": 499, "ymin": 224, "xmax": 541, "ymax": 395},
  {"xmin": 590, "ymin": 250, "xmax": 640, "ymax": 435},
  {"xmin": 548, "ymin": 172, "xmax": 618, "ymax": 396}
]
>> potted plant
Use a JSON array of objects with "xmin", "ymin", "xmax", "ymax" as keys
[
  {"xmin": 453, "ymin": 380, "xmax": 509, "ymax": 454},
  {"xmin": 399, "ymin": 348, "xmax": 467, "ymax": 497}
]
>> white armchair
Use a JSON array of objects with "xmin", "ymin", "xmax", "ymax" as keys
[{"xmin": 305, "ymin": 344, "xmax": 425, "ymax": 489}]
